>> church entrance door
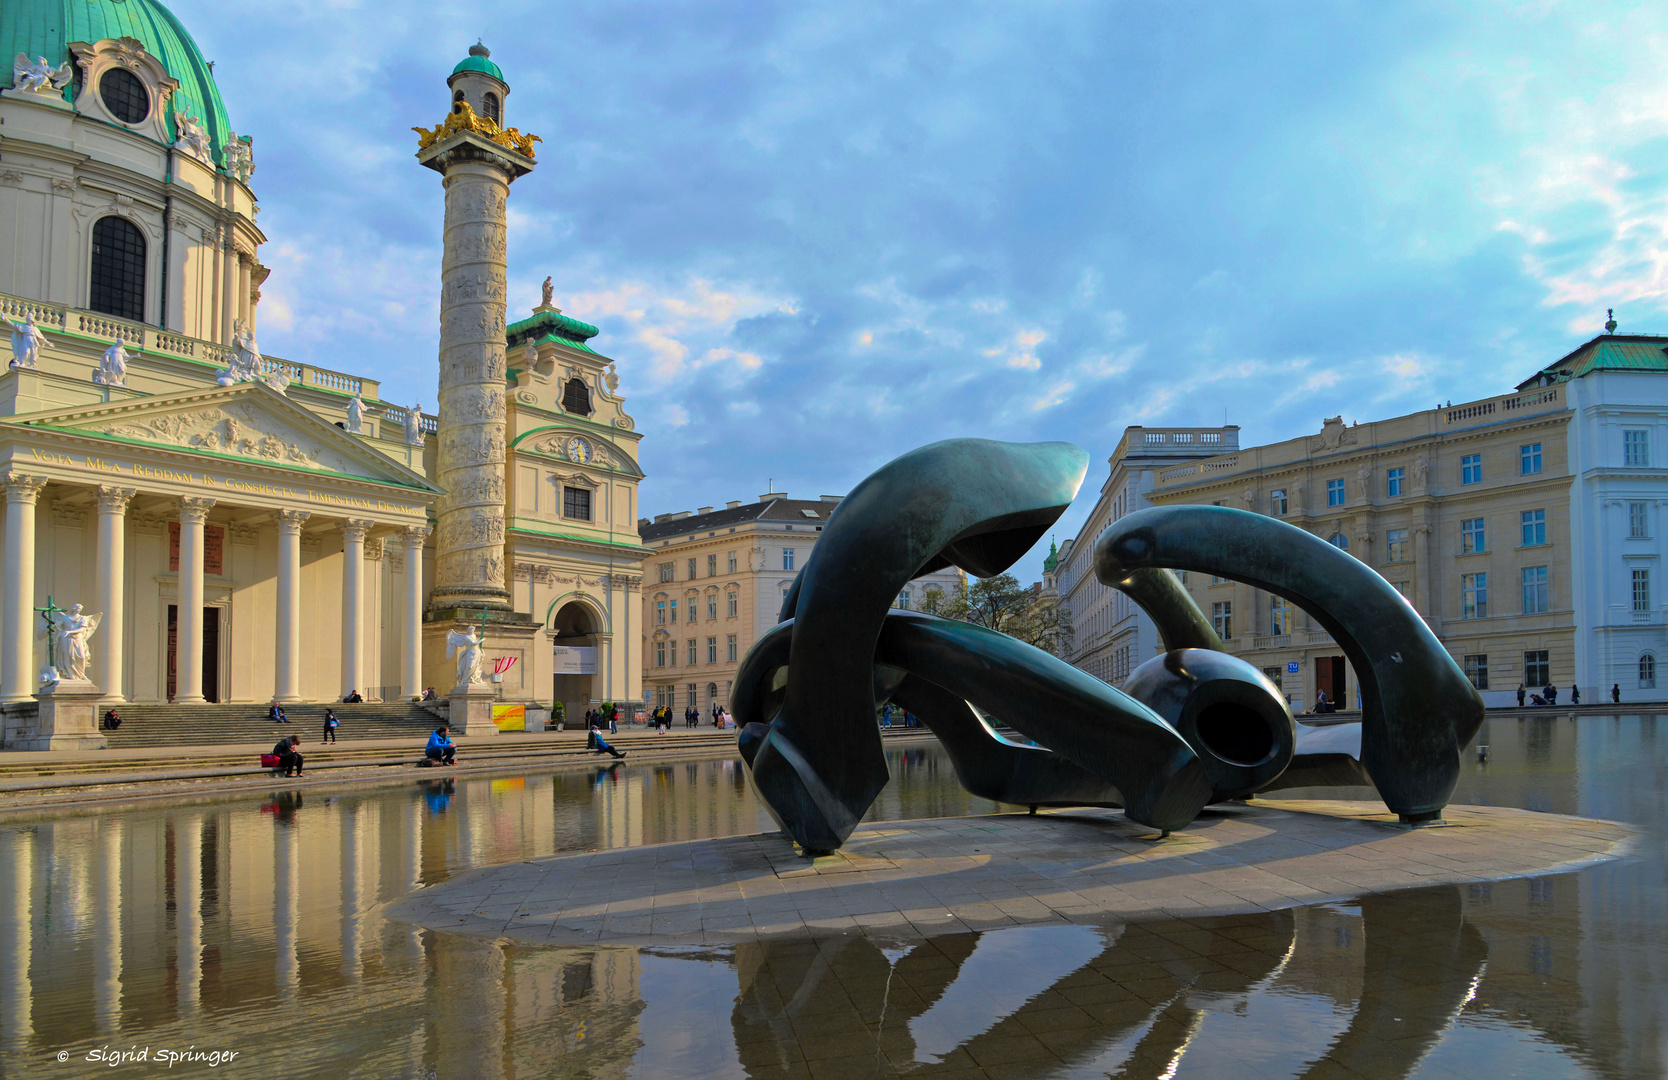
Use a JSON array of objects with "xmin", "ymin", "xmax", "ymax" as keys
[{"xmin": 166, "ymin": 605, "xmax": 222, "ymax": 703}]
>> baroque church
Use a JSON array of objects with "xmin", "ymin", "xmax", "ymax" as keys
[{"xmin": 0, "ymin": 1, "xmax": 647, "ymax": 746}]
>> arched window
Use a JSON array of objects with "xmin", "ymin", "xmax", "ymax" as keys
[
  {"xmin": 452, "ymin": 89, "xmax": 466, "ymax": 114},
  {"xmin": 99, "ymin": 68, "xmax": 148, "ymax": 124},
  {"xmin": 562, "ymin": 377, "xmax": 592, "ymax": 415},
  {"xmin": 1642, "ymin": 653, "xmax": 1658, "ymax": 690},
  {"xmin": 482, "ymin": 92, "xmax": 501, "ymax": 124},
  {"xmin": 89, "ymin": 216, "xmax": 146, "ymax": 322},
  {"xmin": 1327, "ymin": 533, "xmax": 1349, "ymax": 551},
  {"xmin": 707, "ymin": 682, "xmax": 718, "ymax": 704}
]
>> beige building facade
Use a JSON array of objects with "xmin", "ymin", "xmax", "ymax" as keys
[{"xmin": 637, "ymin": 495, "xmax": 965, "ymax": 714}]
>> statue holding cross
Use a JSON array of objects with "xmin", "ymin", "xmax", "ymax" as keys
[{"xmin": 37, "ymin": 595, "xmax": 101, "ymax": 683}]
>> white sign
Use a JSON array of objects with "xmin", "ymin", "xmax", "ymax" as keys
[{"xmin": 553, "ymin": 646, "xmax": 597, "ymax": 675}]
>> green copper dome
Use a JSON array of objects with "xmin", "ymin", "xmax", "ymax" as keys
[
  {"xmin": 1, "ymin": 0, "xmax": 234, "ymax": 164},
  {"xmin": 1042, "ymin": 539, "xmax": 1059, "ymax": 573},
  {"xmin": 451, "ymin": 42, "xmax": 504, "ymax": 84}
]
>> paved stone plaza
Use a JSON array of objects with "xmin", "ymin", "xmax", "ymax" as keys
[{"xmin": 385, "ymin": 800, "xmax": 1634, "ymax": 946}]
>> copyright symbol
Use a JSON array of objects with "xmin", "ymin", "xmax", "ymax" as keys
[{"xmin": 57, "ymin": 1051, "xmax": 68, "ymax": 1062}]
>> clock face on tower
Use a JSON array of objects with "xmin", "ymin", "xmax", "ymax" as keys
[{"xmin": 566, "ymin": 436, "xmax": 594, "ymax": 464}]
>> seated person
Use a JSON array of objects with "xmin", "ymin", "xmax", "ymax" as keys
[
  {"xmin": 273, "ymin": 734, "xmax": 303, "ymax": 777},
  {"xmin": 421, "ymin": 687, "xmax": 437, "ymax": 701},
  {"xmin": 344, "ymin": 689, "xmax": 364, "ymax": 703},
  {"xmin": 102, "ymin": 709, "xmax": 121, "ymax": 731},
  {"xmin": 592, "ymin": 731, "xmax": 626, "ymax": 759},
  {"xmin": 269, "ymin": 702, "xmax": 289, "ymax": 723},
  {"xmin": 426, "ymin": 725, "xmax": 457, "ymax": 766}
]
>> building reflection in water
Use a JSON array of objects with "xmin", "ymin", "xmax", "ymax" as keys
[{"xmin": 0, "ymin": 723, "xmax": 1658, "ymax": 1077}]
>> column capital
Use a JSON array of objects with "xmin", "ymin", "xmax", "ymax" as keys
[
  {"xmin": 403, "ymin": 523, "xmax": 433, "ymax": 547},
  {"xmin": 341, "ymin": 518, "xmax": 375, "ymax": 543},
  {"xmin": 96, "ymin": 485, "xmax": 137, "ymax": 514},
  {"xmin": 2, "ymin": 473, "xmax": 47, "ymax": 504},
  {"xmin": 273, "ymin": 508, "xmax": 311, "ymax": 534},
  {"xmin": 177, "ymin": 496, "xmax": 216, "ymax": 523}
]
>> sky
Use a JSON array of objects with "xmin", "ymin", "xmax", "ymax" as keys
[{"xmin": 177, "ymin": 0, "xmax": 1668, "ymax": 577}]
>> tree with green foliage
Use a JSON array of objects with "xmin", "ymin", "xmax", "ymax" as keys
[{"xmin": 910, "ymin": 573, "xmax": 1072, "ymax": 655}]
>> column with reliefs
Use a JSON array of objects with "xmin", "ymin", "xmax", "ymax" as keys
[
  {"xmin": 174, "ymin": 497, "xmax": 215, "ymax": 703},
  {"xmin": 1, "ymin": 474, "xmax": 47, "ymax": 703},
  {"xmin": 340, "ymin": 519, "xmax": 373, "ymax": 700},
  {"xmin": 95, "ymin": 486, "xmax": 136, "ymax": 700},
  {"xmin": 401, "ymin": 525, "xmax": 431, "ymax": 699},
  {"xmin": 274, "ymin": 509, "xmax": 309, "ymax": 702}
]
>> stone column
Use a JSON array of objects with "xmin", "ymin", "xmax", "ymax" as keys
[
  {"xmin": 95, "ymin": 486, "xmax": 136, "ymax": 701},
  {"xmin": 175, "ymin": 814, "xmax": 202, "ymax": 1014},
  {"xmin": 1, "ymin": 474, "xmax": 47, "ymax": 703},
  {"xmin": 173, "ymin": 496, "xmax": 215, "ymax": 703},
  {"xmin": 273, "ymin": 510, "xmax": 309, "ymax": 703},
  {"xmin": 341, "ymin": 519, "xmax": 373, "ymax": 701},
  {"xmin": 0, "ymin": 829, "xmax": 34, "ymax": 1050},
  {"xmin": 402, "ymin": 525, "xmax": 431, "ymax": 699},
  {"xmin": 1412, "ymin": 523, "xmax": 1433, "ymax": 617},
  {"xmin": 94, "ymin": 819, "xmax": 122, "ymax": 1035}
]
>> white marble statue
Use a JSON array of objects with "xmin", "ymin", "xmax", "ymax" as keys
[
  {"xmin": 446, "ymin": 626, "xmax": 485, "ymax": 686},
  {"xmin": 93, "ymin": 339, "xmax": 128, "ymax": 387},
  {"xmin": 345, "ymin": 392, "xmax": 365, "ymax": 434},
  {"xmin": 223, "ymin": 132, "xmax": 255, "ymax": 183},
  {"xmin": 219, "ymin": 319, "xmax": 264, "ymax": 384},
  {"xmin": 12, "ymin": 53, "xmax": 72, "ymax": 96},
  {"xmin": 9, "ymin": 312, "xmax": 46, "ymax": 369},
  {"xmin": 49, "ymin": 604, "xmax": 101, "ymax": 683},
  {"xmin": 405, "ymin": 403, "xmax": 424, "ymax": 446},
  {"xmin": 173, "ymin": 109, "xmax": 213, "ymax": 164}
]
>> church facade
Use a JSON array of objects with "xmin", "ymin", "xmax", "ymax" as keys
[{"xmin": 0, "ymin": 2, "xmax": 645, "ymax": 744}]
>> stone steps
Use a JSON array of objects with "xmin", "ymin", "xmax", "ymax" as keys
[{"xmin": 95, "ymin": 702, "xmax": 443, "ymax": 749}]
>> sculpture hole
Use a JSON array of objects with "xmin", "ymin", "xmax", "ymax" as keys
[{"xmin": 1194, "ymin": 703, "xmax": 1275, "ymax": 766}]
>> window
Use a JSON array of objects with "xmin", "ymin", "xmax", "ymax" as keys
[
  {"xmin": 1521, "ymin": 510, "xmax": 1546, "ymax": 547},
  {"xmin": 1462, "ymin": 572, "xmax": 1488, "ymax": 619},
  {"xmin": 1642, "ymin": 653, "xmax": 1658, "ymax": 690},
  {"xmin": 89, "ymin": 216, "xmax": 146, "ymax": 322},
  {"xmin": 655, "ymin": 641, "xmax": 666, "ymax": 667},
  {"xmin": 655, "ymin": 600, "xmax": 666, "ymax": 625},
  {"xmin": 897, "ymin": 590, "xmax": 912, "ymax": 610},
  {"xmin": 562, "ymin": 486, "xmax": 592, "ymax": 521},
  {"xmin": 1461, "ymin": 454, "xmax": 1482, "ymax": 484},
  {"xmin": 1461, "ymin": 518, "xmax": 1486, "ymax": 554},
  {"xmin": 1327, "ymin": 479, "xmax": 1345, "ymax": 507},
  {"xmin": 1270, "ymin": 595, "xmax": 1290, "ymax": 636},
  {"xmin": 1624, "ymin": 429, "xmax": 1650, "ymax": 467},
  {"xmin": 1327, "ymin": 533, "xmax": 1349, "ymax": 551},
  {"xmin": 1463, "ymin": 654, "xmax": 1489, "ymax": 690},
  {"xmin": 1211, "ymin": 601, "xmax": 1232, "ymax": 640},
  {"xmin": 1629, "ymin": 501, "xmax": 1650, "ymax": 538},
  {"xmin": 687, "ymin": 683, "xmax": 698, "ymax": 708},
  {"xmin": 1524, "ymin": 650, "xmax": 1549, "ymax": 686},
  {"xmin": 727, "ymin": 635, "xmax": 738, "ymax": 662},
  {"xmin": 727, "ymin": 592, "xmax": 738, "ymax": 617},
  {"xmin": 707, "ymin": 554, "xmax": 718, "ymax": 577},
  {"xmin": 1520, "ymin": 443, "xmax": 1542, "ymax": 475},
  {"xmin": 1634, "ymin": 568, "xmax": 1652, "ymax": 612},
  {"xmin": 1271, "ymin": 489, "xmax": 1288, "ymax": 516},
  {"xmin": 707, "ymin": 637, "xmax": 718, "ymax": 664},
  {"xmin": 1393, "ymin": 580, "xmax": 1412, "ymax": 600},
  {"xmin": 782, "ymin": 548, "xmax": 795, "ymax": 570},
  {"xmin": 561, "ymin": 377, "xmax": 592, "ymax": 415},
  {"xmin": 686, "ymin": 639, "xmax": 697, "ymax": 665},
  {"xmin": 1386, "ymin": 468, "xmax": 1404, "ymax": 497},
  {"xmin": 706, "ymin": 595, "xmax": 717, "ymax": 620},
  {"xmin": 670, "ymin": 600, "xmax": 678, "ymax": 624},
  {"xmin": 1522, "ymin": 566, "xmax": 1549, "ymax": 614},
  {"xmin": 482, "ymin": 91, "xmax": 501, "ymax": 124},
  {"xmin": 1386, "ymin": 528, "xmax": 1409, "ymax": 563},
  {"xmin": 727, "ymin": 552, "xmax": 737, "ymax": 573},
  {"xmin": 687, "ymin": 558, "xmax": 697, "ymax": 579},
  {"xmin": 1262, "ymin": 666, "xmax": 1284, "ymax": 691},
  {"xmin": 99, "ymin": 68, "xmax": 149, "ymax": 124},
  {"xmin": 687, "ymin": 600, "xmax": 697, "ymax": 623},
  {"xmin": 1211, "ymin": 574, "xmax": 1228, "ymax": 585},
  {"xmin": 658, "ymin": 563, "xmax": 674, "ymax": 583},
  {"xmin": 1173, "ymin": 570, "xmax": 1188, "ymax": 586}
]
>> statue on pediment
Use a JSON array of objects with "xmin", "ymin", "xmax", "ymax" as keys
[
  {"xmin": 346, "ymin": 392, "xmax": 365, "ymax": 434},
  {"xmin": 94, "ymin": 339, "xmax": 129, "ymax": 387},
  {"xmin": 173, "ymin": 109, "xmax": 213, "ymax": 164},
  {"xmin": 8, "ymin": 312, "xmax": 46, "ymax": 369},
  {"xmin": 405, "ymin": 403, "xmax": 425, "ymax": 446}
]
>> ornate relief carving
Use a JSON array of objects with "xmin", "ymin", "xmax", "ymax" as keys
[
  {"xmin": 227, "ymin": 522, "xmax": 260, "ymax": 544},
  {"xmin": 365, "ymin": 538, "xmax": 385, "ymax": 560},
  {"xmin": 1, "ymin": 473, "xmax": 48, "ymax": 504},
  {"xmin": 50, "ymin": 177, "xmax": 76, "ymax": 192},
  {"xmin": 748, "ymin": 547, "xmax": 766, "ymax": 572},
  {"xmin": 51, "ymin": 504, "xmax": 87, "ymax": 527},
  {"xmin": 1310, "ymin": 416, "xmax": 1359, "ymax": 453},
  {"xmin": 89, "ymin": 402, "xmax": 361, "ymax": 474},
  {"xmin": 442, "ymin": 474, "xmax": 504, "ymax": 507},
  {"xmin": 437, "ymin": 510, "xmax": 504, "ymax": 549},
  {"xmin": 130, "ymin": 514, "xmax": 165, "ymax": 534}
]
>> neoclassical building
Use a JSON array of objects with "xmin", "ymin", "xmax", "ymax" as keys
[{"xmin": 0, "ymin": 2, "xmax": 645, "ymax": 742}]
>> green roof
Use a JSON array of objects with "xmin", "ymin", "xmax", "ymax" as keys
[
  {"xmin": 1517, "ymin": 334, "xmax": 1668, "ymax": 389},
  {"xmin": 1, "ymin": 0, "xmax": 235, "ymax": 165},
  {"xmin": 507, "ymin": 308, "xmax": 601, "ymax": 354},
  {"xmin": 1042, "ymin": 539, "xmax": 1059, "ymax": 572},
  {"xmin": 451, "ymin": 54, "xmax": 504, "ymax": 82}
]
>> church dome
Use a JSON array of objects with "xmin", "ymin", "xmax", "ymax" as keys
[
  {"xmin": 450, "ymin": 42, "xmax": 504, "ymax": 84},
  {"xmin": 2, "ymin": 0, "xmax": 234, "ymax": 161}
]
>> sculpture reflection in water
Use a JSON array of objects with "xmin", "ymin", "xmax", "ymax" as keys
[
  {"xmin": 730, "ymin": 885, "xmax": 1487, "ymax": 1079},
  {"xmin": 735, "ymin": 438, "xmax": 1485, "ymax": 852}
]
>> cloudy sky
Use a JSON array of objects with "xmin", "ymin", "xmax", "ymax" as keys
[{"xmin": 179, "ymin": 0, "xmax": 1668, "ymax": 574}]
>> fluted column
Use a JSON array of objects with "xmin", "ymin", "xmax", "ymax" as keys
[
  {"xmin": 402, "ymin": 525, "xmax": 431, "ymax": 700},
  {"xmin": 96, "ymin": 486, "xmax": 136, "ymax": 700},
  {"xmin": 341, "ymin": 519, "xmax": 373, "ymax": 701},
  {"xmin": 273, "ymin": 509, "xmax": 309, "ymax": 703},
  {"xmin": 173, "ymin": 497, "xmax": 215, "ymax": 703},
  {"xmin": 1, "ymin": 474, "xmax": 47, "ymax": 703}
]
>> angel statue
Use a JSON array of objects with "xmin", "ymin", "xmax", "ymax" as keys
[
  {"xmin": 93, "ymin": 339, "xmax": 128, "ymax": 387},
  {"xmin": 446, "ymin": 626, "xmax": 485, "ymax": 687},
  {"xmin": 9, "ymin": 311, "xmax": 46, "ymax": 368},
  {"xmin": 173, "ymin": 109, "xmax": 213, "ymax": 164},
  {"xmin": 12, "ymin": 54, "xmax": 72, "ymax": 96},
  {"xmin": 49, "ymin": 604, "xmax": 101, "ymax": 683}
]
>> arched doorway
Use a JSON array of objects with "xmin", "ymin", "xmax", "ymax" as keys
[{"xmin": 551, "ymin": 601, "xmax": 600, "ymax": 716}]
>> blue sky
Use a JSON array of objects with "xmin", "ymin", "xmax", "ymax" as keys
[{"xmin": 179, "ymin": 0, "xmax": 1668, "ymax": 575}]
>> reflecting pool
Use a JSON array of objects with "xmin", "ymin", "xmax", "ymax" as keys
[{"xmin": 0, "ymin": 715, "xmax": 1663, "ymax": 1078}]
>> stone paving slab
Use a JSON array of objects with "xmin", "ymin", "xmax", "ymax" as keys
[{"xmin": 381, "ymin": 800, "xmax": 1636, "ymax": 946}]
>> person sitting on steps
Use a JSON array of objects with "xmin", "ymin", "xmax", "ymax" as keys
[
  {"xmin": 269, "ymin": 701, "xmax": 289, "ymax": 723},
  {"xmin": 273, "ymin": 734, "xmax": 303, "ymax": 777},
  {"xmin": 102, "ymin": 709, "xmax": 121, "ymax": 731},
  {"xmin": 591, "ymin": 730, "xmax": 626, "ymax": 759},
  {"xmin": 426, "ymin": 725, "xmax": 456, "ymax": 766},
  {"xmin": 343, "ymin": 689, "xmax": 364, "ymax": 703}
]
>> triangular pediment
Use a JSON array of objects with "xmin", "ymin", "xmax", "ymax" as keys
[{"xmin": 5, "ymin": 384, "xmax": 439, "ymax": 492}]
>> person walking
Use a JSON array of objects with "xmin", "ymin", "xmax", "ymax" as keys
[
  {"xmin": 1612, "ymin": 684, "xmax": 1621, "ymax": 704},
  {"xmin": 1516, "ymin": 684, "xmax": 1526, "ymax": 708},
  {"xmin": 609, "ymin": 704, "xmax": 619, "ymax": 734},
  {"xmin": 273, "ymin": 734, "xmax": 303, "ymax": 777},
  {"xmin": 322, "ymin": 708, "xmax": 339, "ymax": 743},
  {"xmin": 1570, "ymin": 685, "xmax": 1581, "ymax": 706}
]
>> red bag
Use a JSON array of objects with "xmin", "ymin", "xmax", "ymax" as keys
[{"xmin": 260, "ymin": 754, "xmax": 282, "ymax": 768}]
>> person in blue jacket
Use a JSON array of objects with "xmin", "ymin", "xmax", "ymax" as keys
[{"xmin": 426, "ymin": 725, "xmax": 456, "ymax": 766}]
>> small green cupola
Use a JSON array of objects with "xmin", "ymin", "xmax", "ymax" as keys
[
  {"xmin": 447, "ymin": 41, "xmax": 509, "ymax": 125},
  {"xmin": 1042, "ymin": 539, "xmax": 1059, "ymax": 573}
]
